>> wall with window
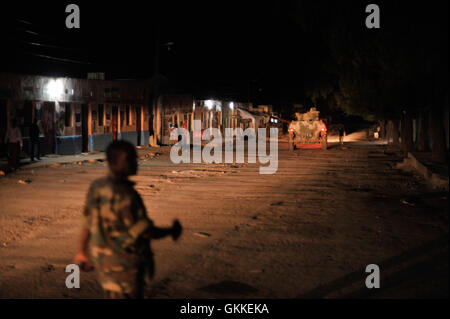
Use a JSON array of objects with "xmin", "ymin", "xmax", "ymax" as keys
[{"xmin": 117, "ymin": 104, "xmax": 143, "ymax": 146}]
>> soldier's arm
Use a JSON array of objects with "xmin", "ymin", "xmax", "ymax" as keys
[
  {"xmin": 113, "ymin": 193, "xmax": 182, "ymax": 246},
  {"xmin": 74, "ymin": 229, "xmax": 91, "ymax": 269},
  {"xmin": 146, "ymin": 220, "xmax": 182, "ymax": 240},
  {"xmin": 74, "ymin": 226, "xmax": 92, "ymax": 270},
  {"xmin": 78, "ymin": 228, "xmax": 90, "ymax": 254},
  {"xmin": 78, "ymin": 203, "xmax": 94, "ymax": 253},
  {"xmin": 135, "ymin": 195, "xmax": 182, "ymax": 240},
  {"xmin": 74, "ymin": 184, "xmax": 96, "ymax": 265},
  {"xmin": 112, "ymin": 215, "xmax": 179, "ymax": 246}
]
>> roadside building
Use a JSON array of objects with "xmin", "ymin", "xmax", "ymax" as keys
[
  {"xmin": 0, "ymin": 73, "xmax": 150, "ymax": 156},
  {"xmin": 152, "ymin": 95, "xmax": 242, "ymax": 144},
  {"xmin": 236, "ymin": 106, "xmax": 271, "ymax": 131},
  {"xmin": 0, "ymin": 73, "xmax": 279, "ymax": 158},
  {"xmin": 151, "ymin": 95, "xmax": 274, "ymax": 144}
]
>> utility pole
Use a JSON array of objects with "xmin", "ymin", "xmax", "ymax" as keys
[
  {"xmin": 154, "ymin": 23, "xmax": 160, "ymax": 77},
  {"xmin": 152, "ymin": 22, "xmax": 161, "ymax": 145},
  {"xmin": 150, "ymin": 20, "xmax": 174, "ymax": 146}
]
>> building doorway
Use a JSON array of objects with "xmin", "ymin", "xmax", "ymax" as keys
[
  {"xmin": 136, "ymin": 106, "xmax": 141, "ymax": 146},
  {"xmin": 81, "ymin": 104, "xmax": 88, "ymax": 152},
  {"xmin": 0, "ymin": 100, "xmax": 7, "ymax": 157},
  {"xmin": 42, "ymin": 102, "xmax": 55, "ymax": 154},
  {"xmin": 112, "ymin": 106, "xmax": 118, "ymax": 141}
]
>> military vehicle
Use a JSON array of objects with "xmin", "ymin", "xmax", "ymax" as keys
[{"xmin": 288, "ymin": 107, "xmax": 328, "ymax": 150}]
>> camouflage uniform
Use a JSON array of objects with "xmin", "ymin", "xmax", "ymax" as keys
[{"xmin": 83, "ymin": 174, "xmax": 154, "ymax": 298}]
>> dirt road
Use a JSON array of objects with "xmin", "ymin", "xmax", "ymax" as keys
[{"xmin": 0, "ymin": 136, "xmax": 448, "ymax": 298}]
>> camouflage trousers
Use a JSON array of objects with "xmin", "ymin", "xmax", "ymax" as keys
[
  {"xmin": 97, "ymin": 263, "xmax": 145, "ymax": 299},
  {"xmin": 91, "ymin": 246, "xmax": 152, "ymax": 299}
]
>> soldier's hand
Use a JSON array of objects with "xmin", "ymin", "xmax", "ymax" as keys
[
  {"xmin": 171, "ymin": 220, "xmax": 182, "ymax": 241},
  {"xmin": 74, "ymin": 252, "xmax": 93, "ymax": 272}
]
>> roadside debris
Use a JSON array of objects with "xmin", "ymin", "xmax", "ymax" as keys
[
  {"xmin": 41, "ymin": 264, "xmax": 55, "ymax": 272},
  {"xmin": 18, "ymin": 179, "xmax": 32, "ymax": 184},
  {"xmin": 143, "ymin": 152, "xmax": 162, "ymax": 158},
  {"xmin": 351, "ymin": 187, "xmax": 373, "ymax": 193},
  {"xmin": 194, "ymin": 232, "xmax": 211, "ymax": 238},
  {"xmin": 270, "ymin": 201, "xmax": 284, "ymax": 206},
  {"xmin": 249, "ymin": 269, "xmax": 265, "ymax": 274},
  {"xmin": 400, "ymin": 199, "xmax": 415, "ymax": 207}
]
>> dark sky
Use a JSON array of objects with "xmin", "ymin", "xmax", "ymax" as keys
[
  {"xmin": 2, "ymin": 2, "xmax": 289, "ymax": 97},
  {"xmin": 1, "ymin": 1, "xmax": 448, "ymax": 106}
]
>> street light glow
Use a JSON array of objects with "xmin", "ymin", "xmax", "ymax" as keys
[
  {"xmin": 47, "ymin": 79, "xmax": 63, "ymax": 100},
  {"xmin": 205, "ymin": 100, "xmax": 214, "ymax": 110}
]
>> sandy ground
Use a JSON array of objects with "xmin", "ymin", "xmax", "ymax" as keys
[{"xmin": 0, "ymin": 133, "xmax": 448, "ymax": 299}]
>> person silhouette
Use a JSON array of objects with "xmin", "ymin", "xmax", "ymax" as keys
[
  {"xmin": 4, "ymin": 119, "xmax": 23, "ymax": 170},
  {"xmin": 29, "ymin": 119, "xmax": 41, "ymax": 161},
  {"xmin": 338, "ymin": 125, "xmax": 345, "ymax": 145},
  {"xmin": 74, "ymin": 140, "xmax": 182, "ymax": 298}
]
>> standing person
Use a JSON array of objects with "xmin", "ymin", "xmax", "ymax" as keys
[
  {"xmin": 338, "ymin": 125, "xmax": 345, "ymax": 146},
  {"xmin": 288, "ymin": 127, "xmax": 296, "ymax": 151},
  {"xmin": 29, "ymin": 119, "xmax": 41, "ymax": 161},
  {"xmin": 169, "ymin": 123, "xmax": 178, "ymax": 145},
  {"xmin": 112, "ymin": 118, "xmax": 117, "ymax": 141},
  {"xmin": 73, "ymin": 140, "xmax": 182, "ymax": 299},
  {"xmin": 4, "ymin": 119, "xmax": 23, "ymax": 170}
]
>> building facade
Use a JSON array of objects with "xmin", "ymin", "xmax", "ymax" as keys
[
  {"xmin": 0, "ymin": 73, "xmax": 150, "ymax": 156},
  {"xmin": 151, "ymin": 95, "xmax": 268, "ymax": 145},
  {"xmin": 0, "ymin": 73, "xmax": 274, "ymax": 158}
]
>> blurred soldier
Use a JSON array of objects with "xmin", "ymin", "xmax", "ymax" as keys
[
  {"xmin": 4, "ymin": 119, "xmax": 23, "ymax": 170},
  {"xmin": 74, "ymin": 140, "xmax": 182, "ymax": 299},
  {"xmin": 319, "ymin": 127, "xmax": 328, "ymax": 150},
  {"xmin": 29, "ymin": 119, "xmax": 41, "ymax": 161},
  {"xmin": 288, "ymin": 127, "xmax": 296, "ymax": 151},
  {"xmin": 338, "ymin": 125, "xmax": 345, "ymax": 146}
]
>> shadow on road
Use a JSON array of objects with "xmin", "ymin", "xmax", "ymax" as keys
[{"xmin": 296, "ymin": 234, "xmax": 449, "ymax": 299}]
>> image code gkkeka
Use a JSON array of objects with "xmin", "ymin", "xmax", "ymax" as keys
[{"xmin": 0, "ymin": 0, "xmax": 448, "ymax": 309}]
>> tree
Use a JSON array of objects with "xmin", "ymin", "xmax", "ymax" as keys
[{"xmin": 289, "ymin": 0, "xmax": 447, "ymax": 162}]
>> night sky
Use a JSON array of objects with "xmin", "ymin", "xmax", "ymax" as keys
[{"xmin": 1, "ymin": 1, "xmax": 448, "ymax": 107}]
